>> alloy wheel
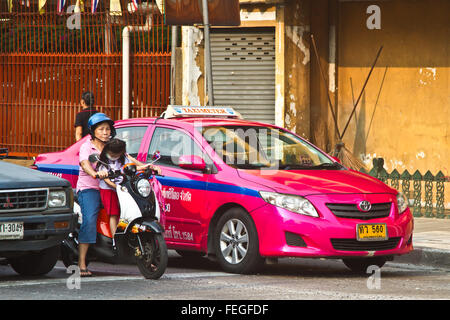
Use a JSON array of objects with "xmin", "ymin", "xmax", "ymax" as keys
[{"xmin": 219, "ymin": 218, "xmax": 249, "ymax": 264}]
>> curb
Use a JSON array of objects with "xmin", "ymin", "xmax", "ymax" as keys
[{"xmin": 394, "ymin": 247, "xmax": 450, "ymax": 269}]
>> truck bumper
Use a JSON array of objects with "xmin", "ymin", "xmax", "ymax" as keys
[{"xmin": 0, "ymin": 212, "xmax": 76, "ymax": 254}]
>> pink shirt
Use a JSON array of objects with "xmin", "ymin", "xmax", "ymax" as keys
[{"xmin": 76, "ymin": 139, "xmax": 102, "ymax": 192}]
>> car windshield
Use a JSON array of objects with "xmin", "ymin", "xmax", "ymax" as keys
[{"xmin": 200, "ymin": 125, "xmax": 340, "ymax": 170}]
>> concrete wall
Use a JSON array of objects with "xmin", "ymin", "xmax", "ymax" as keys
[
  {"xmin": 179, "ymin": 0, "xmax": 449, "ymax": 181},
  {"xmin": 284, "ymin": 0, "xmax": 311, "ymax": 139},
  {"xmin": 337, "ymin": 0, "xmax": 449, "ymax": 177}
]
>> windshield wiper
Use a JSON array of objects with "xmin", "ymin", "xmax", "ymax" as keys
[
  {"xmin": 278, "ymin": 164, "xmax": 312, "ymax": 170},
  {"xmin": 309, "ymin": 162, "xmax": 343, "ymax": 170},
  {"xmin": 278, "ymin": 162, "xmax": 342, "ymax": 170}
]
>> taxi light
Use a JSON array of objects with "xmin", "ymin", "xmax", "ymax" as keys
[{"xmin": 162, "ymin": 105, "xmax": 243, "ymax": 119}]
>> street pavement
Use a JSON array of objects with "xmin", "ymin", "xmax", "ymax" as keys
[
  {"xmin": 2, "ymin": 157, "xmax": 449, "ymax": 269},
  {"xmin": 396, "ymin": 217, "xmax": 450, "ymax": 268}
]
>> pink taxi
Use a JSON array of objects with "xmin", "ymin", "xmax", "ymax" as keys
[{"xmin": 34, "ymin": 106, "xmax": 413, "ymax": 274}]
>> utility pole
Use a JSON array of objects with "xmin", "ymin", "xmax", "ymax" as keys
[
  {"xmin": 202, "ymin": 0, "xmax": 214, "ymax": 105},
  {"xmin": 170, "ymin": 26, "xmax": 177, "ymax": 105}
]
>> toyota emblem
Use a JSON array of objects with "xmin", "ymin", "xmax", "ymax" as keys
[{"xmin": 358, "ymin": 201, "xmax": 372, "ymax": 212}]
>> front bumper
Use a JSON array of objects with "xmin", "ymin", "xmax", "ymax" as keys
[
  {"xmin": 251, "ymin": 194, "xmax": 414, "ymax": 259},
  {"xmin": 0, "ymin": 212, "xmax": 77, "ymax": 254}
]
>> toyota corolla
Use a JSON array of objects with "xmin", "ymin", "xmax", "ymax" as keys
[{"xmin": 34, "ymin": 106, "xmax": 413, "ymax": 274}]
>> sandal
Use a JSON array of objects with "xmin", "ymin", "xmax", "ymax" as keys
[{"xmin": 80, "ymin": 269, "xmax": 93, "ymax": 277}]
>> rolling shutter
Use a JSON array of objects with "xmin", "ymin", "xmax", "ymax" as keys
[{"xmin": 211, "ymin": 29, "xmax": 276, "ymax": 124}]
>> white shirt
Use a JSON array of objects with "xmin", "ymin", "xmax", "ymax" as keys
[{"xmin": 98, "ymin": 156, "xmax": 131, "ymax": 190}]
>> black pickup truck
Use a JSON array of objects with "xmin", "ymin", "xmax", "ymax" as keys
[{"xmin": 0, "ymin": 149, "xmax": 76, "ymax": 276}]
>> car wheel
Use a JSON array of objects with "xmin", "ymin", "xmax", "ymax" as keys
[
  {"xmin": 9, "ymin": 246, "xmax": 59, "ymax": 276},
  {"xmin": 214, "ymin": 207, "xmax": 263, "ymax": 274},
  {"xmin": 342, "ymin": 257, "xmax": 387, "ymax": 274}
]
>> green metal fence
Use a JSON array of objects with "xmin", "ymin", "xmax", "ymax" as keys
[{"xmin": 361, "ymin": 158, "xmax": 449, "ymax": 219}]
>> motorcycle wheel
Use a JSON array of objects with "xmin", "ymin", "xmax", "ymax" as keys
[{"xmin": 136, "ymin": 233, "xmax": 168, "ymax": 280}]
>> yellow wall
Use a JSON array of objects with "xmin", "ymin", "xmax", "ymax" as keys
[{"xmin": 337, "ymin": 0, "xmax": 449, "ymax": 178}]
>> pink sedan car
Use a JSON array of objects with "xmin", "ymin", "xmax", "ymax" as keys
[{"xmin": 34, "ymin": 106, "xmax": 413, "ymax": 274}]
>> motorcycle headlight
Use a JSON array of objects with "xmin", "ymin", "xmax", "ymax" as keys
[
  {"xmin": 259, "ymin": 191, "xmax": 319, "ymax": 217},
  {"xmin": 136, "ymin": 179, "xmax": 151, "ymax": 197},
  {"xmin": 48, "ymin": 190, "xmax": 67, "ymax": 207},
  {"xmin": 396, "ymin": 192, "xmax": 408, "ymax": 214}
]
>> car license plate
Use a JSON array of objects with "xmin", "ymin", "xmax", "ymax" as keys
[
  {"xmin": 0, "ymin": 222, "xmax": 24, "ymax": 240},
  {"xmin": 356, "ymin": 223, "xmax": 387, "ymax": 241}
]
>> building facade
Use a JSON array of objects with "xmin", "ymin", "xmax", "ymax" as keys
[{"xmin": 177, "ymin": 0, "xmax": 449, "ymax": 180}]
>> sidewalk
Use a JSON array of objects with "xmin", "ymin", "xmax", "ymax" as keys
[{"xmin": 394, "ymin": 217, "xmax": 450, "ymax": 268}]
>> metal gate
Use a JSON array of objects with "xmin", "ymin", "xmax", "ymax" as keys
[
  {"xmin": 211, "ymin": 28, "xmax": 276, "ymax": 124},
  {"xmin": 0, "ymin": 1, "xmax": 170, "ymax": 157}
]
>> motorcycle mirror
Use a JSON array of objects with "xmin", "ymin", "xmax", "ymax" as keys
[
  {"xmin": 88, "ymin": 153, "xmax": 111, "ymax": 169},
  {"xmin": 152, "ymin": 151, "xmax": 161, "ymax": 162},
  {"xmin": 88, "ymin": 153, "xmax": 100, "ymax": 163}
]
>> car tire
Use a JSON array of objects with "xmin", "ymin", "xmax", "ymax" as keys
[
  {"xmin": 342, "ymin": 257, "xmax": 387, "ymax": 274},
  {"xmin": 9, "ymin": 246, "xmax": 59, "ymax": 276},
  {"xmin": 214, "ymin": 207, "xmax": 263, "ymax": 274}
]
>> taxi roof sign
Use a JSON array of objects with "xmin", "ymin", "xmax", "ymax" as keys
[{"xmin": 162, "ymin": 105, "xmax": 243, "ymax": 119}]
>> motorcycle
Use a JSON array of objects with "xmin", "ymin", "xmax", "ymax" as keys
[{"xmin": 61, "ymin": 152, "xmax": 168, "ymax": 279}]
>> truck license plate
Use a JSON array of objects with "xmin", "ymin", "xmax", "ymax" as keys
[
  {"xmin": 0, "ymin": 222, "xmax": 24, "ymax": 240},
  {"xmin": 356, "ymin": 223, "xmax": 387, "ymax": 241}
]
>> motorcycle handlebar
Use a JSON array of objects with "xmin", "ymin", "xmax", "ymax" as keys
[{"xmin": 95, "ymin": 169, "xmax": 163, "ymax": 180}]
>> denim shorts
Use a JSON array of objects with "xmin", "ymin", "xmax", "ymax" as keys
[{"xmin": 77, "ymin": 189, "xmax": 101, "ymax": 244}]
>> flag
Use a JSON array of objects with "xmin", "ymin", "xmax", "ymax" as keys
[
  {"xmin": 110, "ymin": 0, "xmax": 122, "ymax": 16},
  {"xmin": 91, "ymin": 0, "xmax": 99, "ymax": 13},
  {"xmin": 155, "ymin": 0, "xmax": 164, "ymax": 14},
  {"xmin": 75, "ymin": 0, "xmax": 85, "ymax": 13},
  {"xmin": 21, "ymin": 0, "xmax": 31, "ymax": 7},
  {"xmin": 57, "ymin": 0, "xmax": 66, "ymax": 13},
  {"xmin": 131, "ymin": 0, "xmax": 138, "ymax": 11},
  {"xmin": 38, "ymin": 0, "xmax": 47, "ymax": 14}
]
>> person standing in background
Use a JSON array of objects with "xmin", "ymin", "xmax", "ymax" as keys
[{"xmin": 75, "ymin": 91, "xmax": 98, "ymax": 141}]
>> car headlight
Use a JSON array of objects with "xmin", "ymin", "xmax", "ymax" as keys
[
  {"xmin": 136, "ymin": 179, "xmax": 151, "ymax": 197},
  {"xmin": 396, "ymin": 192, "xmax": 408, "ymax": 214},
  {"xmin": 48, "ymin": 190, "xmax": 67, "ymax": 207},
  {"xmin": 259, "ymin": 191, "xmax": 319, "ymax": 217}
]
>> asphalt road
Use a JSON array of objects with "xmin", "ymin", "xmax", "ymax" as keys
[{"xmin": 0, "ymin": 251, "xmax": 449, "ymax": 302}]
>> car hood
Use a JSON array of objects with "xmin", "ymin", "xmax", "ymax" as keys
[
  {"xmin": 237, "ymin": 168, "xmax": 396, "ymax": 196},
  {"xmin": 0, "ymin": 161, "xmax": 69, "ymax": 189}
]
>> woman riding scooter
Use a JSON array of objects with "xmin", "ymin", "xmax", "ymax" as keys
[
  {"xmin": 66, "ymin": 113, "xmax": 167, "ymax": 279},
  {"xmin": 76, "ymin": 112, "xmax": 114, "ymax": 277}
]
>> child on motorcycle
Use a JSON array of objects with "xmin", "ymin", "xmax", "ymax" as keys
[{"xmin": 96, "ymin": 138, "xmax": 161, "ymax": 237}]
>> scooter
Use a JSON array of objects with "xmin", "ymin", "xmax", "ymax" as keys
[{"xmin": 61, "ymin": 152, "xmax": 168, "ymax": 279}]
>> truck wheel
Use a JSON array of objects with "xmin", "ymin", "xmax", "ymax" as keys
[
  {"xmin": 214, "ymin": 208, "xmax": 263, "ymax": 274},
  {"xmin": 9, "ymin": 246, "xmax": 59, "ymax": 276}
]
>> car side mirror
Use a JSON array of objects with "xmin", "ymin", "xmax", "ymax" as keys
[{"xmin": 178, "ymin": 155, "xmax": 206, "ymax": 171}]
